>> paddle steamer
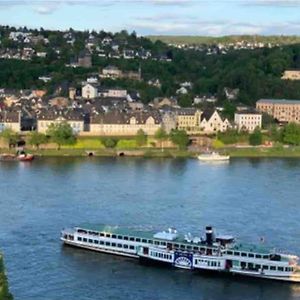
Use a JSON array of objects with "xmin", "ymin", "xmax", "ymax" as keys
[{"xmin": 61, "ymin": 225, "xmax": 300, "ymax": 282}]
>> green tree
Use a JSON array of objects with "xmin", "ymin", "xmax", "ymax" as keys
[
  {"xmin": 282, "ymin": 122, "xmax": 300, "ymax": 145},
  {"xmin": 102, "ymin": 138, "xmax": 117, "ymax": 148},
  {"xmin": 46, "ymin": 122, "xmax": 76, "ymax": 150},
  {"xmin": 154, "ymin": 128, "xmax": 168, "ymax": 151},
  {"xmin": 28, "ymin": 132, "xmax": 48, "ymax": 149},
  {"xmin": 135, "ymin": 129, "xmax": 147, "ymax": 147},
  {"xmin": 249, "ymin": 128, "xmax": 263, "ymax": 146},
  {"xmin": 169, "ymin": 129, "xmax": 189, "ymax": 150},
  {"xmin": 0, "ymin": 128, "xmax": 19, "ymax": 148}
]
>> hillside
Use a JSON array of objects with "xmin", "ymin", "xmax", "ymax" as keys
[
  {"xmin": 2, "ymin": 26, "xmax": 300, "ymax": 107},
  {"xmin": 148, "ymin": 35, "xmax": 300, "ymax": 46}
]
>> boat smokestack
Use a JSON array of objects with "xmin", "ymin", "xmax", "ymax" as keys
[{"xmin": 205, "ymin": 226, "xmax": 214, "ymax": 245}]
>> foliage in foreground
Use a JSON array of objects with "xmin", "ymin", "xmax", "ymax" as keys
[{"xmin": 0, "ymin": 256, "xmax": 13, "ymax": 300}]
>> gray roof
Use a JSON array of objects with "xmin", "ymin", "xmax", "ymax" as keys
[{"xmin": 257, "ymin": 99, "xmax": 300, "ymax": 105}]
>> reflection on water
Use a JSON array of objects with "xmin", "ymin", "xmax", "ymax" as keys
[{"xmin": 0, "ymin": 157, "xmax": 300, "ymax": 300}]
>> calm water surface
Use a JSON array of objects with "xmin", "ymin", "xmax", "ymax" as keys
[{"xmin": 0, "ymin": 157, "xmax": 300, "ymax": 300}]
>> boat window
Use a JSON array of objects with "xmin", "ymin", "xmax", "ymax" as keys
[
  {"xmin": 154, "ymin": 241, "xmax": 159, "ymax": 245},
  {"xmin": 241, "ymin": 252, "xmax": 247, "ymax": 257},
  {"xmin": 100, "ymin": 241, "xmax": 104, "ymax": 245},
  {"xmin": 100, "ymin": 233, "xmax": 104, "ymax": 237},
  {"xmin": 106, "ymin": 234, "xmax": 111, "ymax": 238},
  {"xmin": 112, "ymin": 235, "xmax": 116, "ymax": 239},
  {"xmin": 117, "ymin": 244, "xmax": 122, "ymax": 248},
  {"xmin": 180, "ymin": 245, "xmax": 185, "ymax": 250},
  {"xmin": 193, "ymin": 247, "xmax": 199, "ymax": 251},
  {"xmin": 248, "ymin": 253, "xmax": 254, "ymax": 258},
  {"xmin": 148, "ymin": 240, "xmax": 153, "ymax": 244},
  {"xmin": 285, "ymin": 267, "xmax": 292, "ymax": 272},
  {"xmin": 174, "ymin": 244, "xmax": 179, "ymax": 248},
  {"xmin": 255, "ymin": 254, "xmax": 262, "ymax": 259},
  {"xmin": 218, "ymin": 262, "xmax": 221, "ymax": 267},
  {"xmin": 234, "ymin": 252, "xmax": 240, "ymax": 256},
  {"xmin": 278, "ymin": 267, "xmax": 284, "ymax": 272},
  {"xmin": 130, "ymin": 237, "xmax": 135, "ymax": 241},
  {"xmin": 124, "ymin": 236, "xmax": 128, "ymax": 240},
  {"xmin": 77, "ymin": 237, "xmax": 82, "ymax": 241},
  {"xmin": 83, "ymin": 238, "xmax": 87, "ymax": 242},
  {"xmin": 105, "ymin": 242, "xmax": 110, "ymax": 246},
  {"xmin": 161, "ymin": 242, "xmax": 166, "ymax": 246},
  {"xmin": 123, "ymin": 244, "xmax": 128, "ymax": 249},
  {"xmin": 142, "ymin": 239, "xmax": 147, "ymax": 243},
  {"xmin": 255, "ymin": 264, "xmax": 260, "ymax": 270},
  {"xmin": 186, "ymin": 246, "xmax": 192, "ymax": 250},
  {"xmin": 78, "ymin": 229, "xmax": 87, "ymax": 234},
  {"xmin": 227, "ymin": 251, "xmax": 233, "ymax": 255},
  {"xmin": 88, "ymin": 239, "xmax": 93, "ymax": 243},
  {"xmin": 112, "ymin": 243, "xmax": 116, "ymax": 247},
  {"xmin": 136, "ymin": 238, "xmax": 141, "ymax": 242},
  {"xmin": 270, "ymin": 266, "xmax": 276, "ymax": 271},
  {"xmin": 263, "ymin": 265, "xmax": 268, "ymax": 270},
  {"xmin": 129, "ymin": 245, "xmax": 134, "ymax": 250},
  {"xmin": 263, "ymin": 255, "xmax": 269, "ymax": 259},
  {"xmin": 117, "ymin": 235, "xmax": 123, "ymax": 239},
  {"xmin": 94, "ymin": 240, "xmax": 99, "ymax": 244}
]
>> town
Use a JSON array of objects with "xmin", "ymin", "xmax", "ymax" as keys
[{"xmin": 0, "ymin": 26, "xmax": 300, "ymax": 155}]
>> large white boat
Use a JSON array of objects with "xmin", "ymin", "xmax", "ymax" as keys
[
  {"xmin": 61, "ymin": 225, "xmax": 300, "ymax": 283},
  {"xmin": 198, "ymin": 152, "xmax": 230, "ymax": 162}
]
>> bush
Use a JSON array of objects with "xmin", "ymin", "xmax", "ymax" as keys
[
  {"xmin": 212, "ymin": 139, "xmax": 224, "ymax": 149},
  {"xmin": 101, "ymin": 138, "xmax": 118, "ymax": 148},
  {"xmin": 249, "ymin": 128, "xmax": 263, "ymax": 145}
]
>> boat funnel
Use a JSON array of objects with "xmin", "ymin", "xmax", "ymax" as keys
[{"xmin": 205, "ymin": 226, "xmax": 214, "ymax": 245}]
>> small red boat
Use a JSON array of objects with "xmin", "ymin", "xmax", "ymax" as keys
[{"xmin": 17, "ymin": 153, "xmax": 34, "ymax": 161}]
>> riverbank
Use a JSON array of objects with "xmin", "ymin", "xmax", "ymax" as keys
[
  {"xmin": 0, "ymin": 255, "xmax": 13, "ymax": 300},
  {"xmin": 1, "ymin": 146, "xmax": 300, "ymax": 158}
]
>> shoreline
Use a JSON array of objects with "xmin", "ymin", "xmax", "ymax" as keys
[{"xmin": 2, "ymin": 147, "xmax": 300, "ymax": 158}]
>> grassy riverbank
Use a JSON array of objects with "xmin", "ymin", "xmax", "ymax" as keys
[
  {"xmin": 2, "ymin": 145, "xmax": 300, "ymax": 158},
  {"xmin": 226, "ymin": 146, "xmax": 300, "ymax": 158},
  {"xmin": 0, "ymin": 255, "xmax": 13, "ymax": 300}
]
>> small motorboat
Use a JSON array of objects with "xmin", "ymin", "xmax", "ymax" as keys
[{"xmin": 198, "ymin": 152, "xmax": 230, "ymax": 162}]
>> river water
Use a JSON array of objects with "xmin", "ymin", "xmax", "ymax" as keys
[{"xmin": 0, "ymin": 157, "xmax": 300, "ymax": 300}]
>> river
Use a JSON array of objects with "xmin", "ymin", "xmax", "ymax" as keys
[{"xmin": 0, "ymin": 157, "xmax": 300, "ymax": 300}]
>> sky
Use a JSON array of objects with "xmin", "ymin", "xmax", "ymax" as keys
[{"xmin": 1, "ymin": 0, "xmax": 300, "ymax": 36}]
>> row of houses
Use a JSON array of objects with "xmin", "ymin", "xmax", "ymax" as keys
[{"xmin": 0, "ymin": 106, "xmax": 236, "ymax": 136}]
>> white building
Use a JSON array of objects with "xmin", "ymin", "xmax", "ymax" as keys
[
  {"xmin": 234, "ymin": 110, "xmax": 262, "ymax": 132},
  {"xmin": 82, "ymin": 83, "xmax": 99, "ymax": 99}
]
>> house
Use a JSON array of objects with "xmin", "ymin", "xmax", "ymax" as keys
[
  {"xmin": 200, "ymin": 110, "xmax": 231, "ymax": 133},
  {"xmin": 234, "ymin": 110, "xmax": 262, "ymax": 132},
  {"xmin": 78, "ymin": 50, "xmax": 92, "ymax": 68},
  {"xmin": 176, "ymin": 87, "xmax": 188, "ymax": 95},
  {"xmin": 224, "ymin": 87, "xmax": 239, "ymax": 100},
  {"xmin": 90, "ymin": 110, "xmax": 162, "ymax": 136},
  {"xmin": 256, "ymin": 99, "xmax": 300, "ymax": 124},
  {"xmin": 82, "ymin": 83, "xmax": 99, "ymax": 99},
  {"xmin": 37, "ymin": 109, "xmax": 84, "ymax": 134},
  {"xmin": 99, "ymin": 87, "xmax": 127, "ymax": 99},
  {"xmin": 150, "ymin": 97, "xmax": 178, "ymax": 109},
  {"xmin": 281, "ymin": 70, "xmax": 300, "ymax": 80},
  {"xmin": 0, "ymin": 111, "xmax": 21, "ymax": 132},
  {"xmin": 161, "ymin": 111, "xmax": 177, "ymax": 133},
  {"xmin": 176, "ymin": 108, "xmax": 202, "ymax": 132},
  {"xmin": 100, "ymin": 65, "xmax": 123, "ymax": 79}
]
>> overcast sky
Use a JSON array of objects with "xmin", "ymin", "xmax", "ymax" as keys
[{"xmin": 0, "ymin": 0, "xmax": 300, "ymax": 36}]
